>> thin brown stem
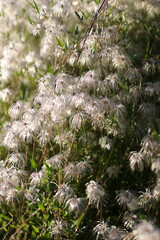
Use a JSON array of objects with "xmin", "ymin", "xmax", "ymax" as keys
[
  {"xmin": 9, "ymin": 208, "xmax": 41, "ymax": 240},
  {"xmin": 72, "ymin": 0, "xmax": 108, "ymax": 74}
]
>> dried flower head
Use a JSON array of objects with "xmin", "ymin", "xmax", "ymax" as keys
[
  {"xmin": 0, "ymin": 88, "xmax": 14, "ymax": 103},
  {"xmin": 107, "ymin": 165, "xmax": 121, "ymax": 179},
  {"xmin": 54, "ymin": 184, "xmax": 74, "ymax": 203},
  {"xmin": 116, "ymin": 190, "xmax": 139, "ymax": 211},
  {"xmin": 129, "ymin": 151, "xmax": 144, "ymax": 172},
  {"xmin": 25, "ymin": 187, "xmax": 39, "ymax": 202},
  {"xmin": 99, "ymin": 136, "xmax": 113, "ymax": 150},
  {"xmin": 101, "ymin": 26, "xmax": 120, "ymax": 45},
  {"xmin": 63, "ymin": 163, "xmax": 77, "ymax": 180},
  {"xmin": 30, "ymin": 170, "xmax": 44, "ymax": 187},
  {"xmin": 108, "ymin": 225, "xmax": 123, "ymax": 240},
  {"xmin": 5, "ymin": 188, "xmax": 24, "ymax": 206},
  {"xmin": 76, "ymin": 160, "xmax": 92, "ymax": 177},
  {"xmin": 66, "ymin": 197, "xmax": 85, "ymax": 216},
  {"xmin": 141, "ymin": 134, "xmax": 158, "ymax": 155},
  {"xmin": 123, "ymin": 212, "xmax": 138, "ymax": 229},
  {"xmin": 86, "ymin": 180, "xmax": 106, "ymax": 208},
  {"xmin": 45, "ymin": 154, "xmax": 64, "ymax": 170},
  {"xmin": 139, "ymin": 189, "xmax": 152, "ymax": 207},
  {"xmin": 49, "ymin": 220, "xmax": 66, "ymax": 237},
  {"xmin": 139, "ymin": 103, "xmax": 158, "ymax": 118},
  {"xmin": 152, "ymin": 182, "xmax": 160, "ymax": 200},
  {"xmin": 93, "ymin": 221, "xmax": 108, "ymax": 240},
  {"xmin": 151, "ymin": 154, "xmax": 160, "ymax": 175},
  {"xmin": 133, "ymin": 221, "xmax": 160, "ymax": 240},
  {"xmin": 8, "ymin": 101, "xmax": 25, "ymax": 119},
  {"xmin": 104, "ymin": 73, "xmax": 121, "ymax": 92},
  {"xmin": 80, "ymin": 70, "xmax": 98, "ymax": 89},
  {"xmin": 5, "ymin": 152, "xmax": 26, "ymax": 169},
  {"xmin": 71, "ymin": 111, "xmax": 86, "ymax": 129}
]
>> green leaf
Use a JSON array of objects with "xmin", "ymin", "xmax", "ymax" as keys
[
  {"xmin": 9, "ymin": 212, "xmax": 13, "ymax": 217},
  {"xmin": 43, "ymin": 214, "xmax": 49, "ymax": 220},
  {"xmin": 55, "ymin": 36, "xmax": 65, "ymax": 48},
  {"xmin": 116, "ymin": 81, "xmax": 129, "ymax": 91},
  {"xmin": 74, "ymin": 213, "xmax": 85, "ymax": 228},
  {"xmin": 44, "ymin": 162, "xmax": 52, "ymax": 172},
  {"xmin": 106, "ymin": 6, "xmax": 114, "ymax": 17},
  {"xmin": 75, "ymin": 11, "xmax": 83, "ymax": 21},
  {"xmin": 27, "ymin": 0, "xmax": 40, "ymax": 13},
  {"xmin": 14, "ymin": 186, "xmax": 22, "ymax": 191},
  {"xmin": 139, "ymin": 214, "xmax": 146, "ymax": 220},
  {"xmin": 152, "ymin": 130, "xmax": 159, "ymax": 140},
  {"xmin": 30, "ymin": 158, "xmax": 38, "ymax": 169},
  {"xmin": 38, "ymin": 203, "xmax": 45, "ymax": 211},
  {"xmin": 27, "ymin": 0, "xmax": 35, "ymax": 9},
  {"xmin": 2, "ymin": 221, "xmax": 7, "ymax": 231},
  {"xmin": 33, "ymin": 1, "xmax": 40, "ymax": 14},
  {"xmin": 32, "ymin": 225, "xmax": 39, "ymax": 233},
  {"xmin": 10, "ymin": 224, "xmax": 16, "ymax": 229},
  {"xmin": 80, "ymin": 11, "xmax": 89, "ymax": 19},
  {"xmin": 0, "ymin": 214, "xmax": 11, "ymax": 221},
  {"xmin": 75, "ymin": 26, "xmax": 79, "ymax": 35},
  {"xmin": 27, "ymin": 14, "xmax": 34, "ymax": 25}
]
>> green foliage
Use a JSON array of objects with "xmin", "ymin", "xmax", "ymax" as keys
[{"xmin": 0, "ymin": 0, "xmax": 160, "ymax": 239}]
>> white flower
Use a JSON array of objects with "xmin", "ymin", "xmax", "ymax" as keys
[
  {"xmin": 79, "ymin": 49, "xmax": 94, "ymax": 66},
  {"xmin": 25, "ymin": 187, "xmax": 39, "ymax": 202},
  {"xmin": 141, "ymin": 134, "xmax": 158, "ymax": 155}
]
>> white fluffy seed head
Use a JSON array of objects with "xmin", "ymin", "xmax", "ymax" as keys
[
  {"xmin": 54, "ymin": 184, "xmax": 74, "ymax": 203},
  {"xmin": 133, "ymin": 221, "xmax": 160, "ymax": 240},
  {"xmin": 129, "ymin": 151, "xmax": 144, "ymax": 172},
  {"xmin": 30, "ymin": 170, "xmax": 44, "ymax": 187},
  {"xmin": 66, "ymin": 197, "xmax": 85, "ymax": 216},
  {"xmin": 8, "ymin": 101, "xmax": 25, "ymax": 119},
  {"xmin": 0, "ymin": 88, "xmax": 14, "ymax": 103},
  {"xmin": 93, "ymin": 221, "xmax": 108, "ymax": 239},
  {"xmin": 116, "ymin": 190, "xmax": 139, "ymax": 211},
  {"xmin": 86, "ymin": 180, "xmax": 106, "ymax": 208},
  {"xmin": 6, "ymin": 152, "xmax": 27, "ymax": 169}
]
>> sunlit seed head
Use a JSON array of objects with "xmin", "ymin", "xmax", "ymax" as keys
[{"xmin": 86, "ymin": 180, "xmax": 106, "ymax": 208}]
